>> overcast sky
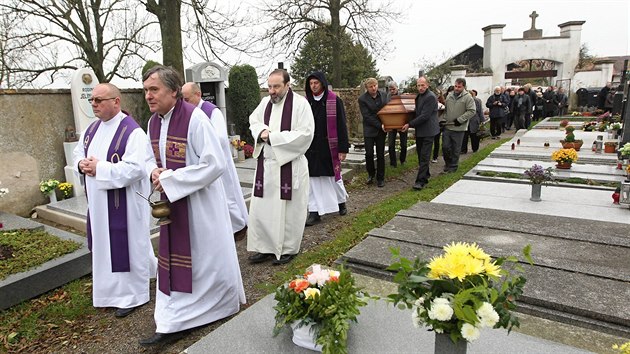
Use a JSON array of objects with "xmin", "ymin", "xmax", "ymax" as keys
[{"xmin": 377, "ymin": 0, "xmax": 629, "ymax": 83}]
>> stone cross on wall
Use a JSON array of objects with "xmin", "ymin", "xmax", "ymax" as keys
[{"xmin": 529, "ymin": 11, "xmax": 539, "ymax": 30}]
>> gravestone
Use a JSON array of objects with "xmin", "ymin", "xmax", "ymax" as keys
[
  {"xmin": 185, "ymin": 62, "xmax": 235, "ymax": 157},
  {"xmin": 65, "ymin": 69, "xmax": 100, "ymax": 197}
]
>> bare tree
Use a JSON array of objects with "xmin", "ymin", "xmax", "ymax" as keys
[
  {"xmin": 0, "ymin": 0, "xmax": 157, "ymax": 88},
  {"xmin": 142, "ymin": 0, "xmax": 259, "ymax": 76},
  {"xmin": 257, "ymin": 0, "xmax": 401, "ymax": 87}
]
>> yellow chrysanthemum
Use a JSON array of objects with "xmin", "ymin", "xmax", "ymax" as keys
[
  {"xmin": 427, "ymin": 255, "xmax": 449, "ymax": 279},
  {"xmin": 467, "ymin": 243, "xmax": 491, "ymax": 261},
  {"xmin": 443, "ymin": 242, "xmax": 470, "ymax": 257},
  {"xmin": 484, "ymin": 260, "xmax": 502, "ymax": 278}
]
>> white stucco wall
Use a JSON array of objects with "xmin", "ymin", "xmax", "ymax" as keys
[{"xmin": 573, "ymin": 71, "xmax": 604, "ymax": 89}]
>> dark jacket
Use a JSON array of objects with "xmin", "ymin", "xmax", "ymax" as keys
[
  {"xmin": 409, "ymin": 89, "xmax": 439, "ymax": 138},
  {"xmin": 358, "ymin": 90, "xmax": 389, "ymax": 138},
  {"xmin": 304, "ymin": 71, "xmax": 350, "ymax": 177},
  {"xmin": 485, "ymin": 93, "xmax": 509, "ymax": 119},
  {"xmin": 470, "ymin": 97, "xmax": 483, "ymax": 134},
  {"xmin": 511, "ymin": 93, "xmax": 532, "ymax": 114}
]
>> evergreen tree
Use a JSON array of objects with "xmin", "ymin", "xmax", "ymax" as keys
[
  {"xmin": 291, "ymin": 28, "xmax": 378, "ymax": 88},
  {"xmin": 227, "ymin": 64, "xmax": 260, "ymax": 144}
]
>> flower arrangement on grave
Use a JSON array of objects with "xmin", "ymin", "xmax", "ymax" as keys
[
  {"xmin": 243, "ymin": 143, "xmax": 254, "ymax": 158},
  {"xmin": 571, "ymin": 111, "xmax": 580, "ymax": 117},
  {"xmin": 613, "ymin": 340, "xmax": 630, "ymax": 354},
  {"xmin": 273, "ymin": 264, "xmax": 368, "ymax": 354},
  {"xmin": 58, "ymin": 182, "xmax": 73, "ymax": 199},
  {"xmin": 551, "ymin": 148, "xmax": 578, "ymax": 164},
  {"xmin": 231, "ymin": 139, "xmax": 246, "ymax": 151},
  {"xmin": 387, "ymin": 243, "xmax": 531, "ymax": 344},
  {"xmin": 581, "ymin": 121, "xmax": 597, "ymax": 131},
  {"xmin": 524, "ymin": 164, "xmax": 555, "ymax": 185},
  {"xmin": 39, "ymin": 179, "xmax": 60, "ymax": 196},
  {"xmin": 620, "ymin": 142, "xmax": 630, "ymax": 158},
  {"xmin": 611, "ymin": 122, "xmax": 622, "ymax": 131},
  {"xmin": 559, "ymin": 119, "xmax": 569, "ymax": 127},
  {"xmin": 0, "ymin": 180, "xmax": 8, "ymax": 198}
]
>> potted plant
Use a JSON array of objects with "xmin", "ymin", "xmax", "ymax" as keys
[
  {"xmin": 523, "ymin": 164, "xmax": 555, "ymax": 201},
  {"xmin": 388, "ymin": 243, "xmax": 532, "ymax": 353},
  {"xmin": 273, "ymin": 264, "xmax": 368, "ymax": 353},
  {"xmin": 604, "ymin": 141, "xmax": 618, "ymax": 154},
  {"xmin": 611, "ymin": 122, "xmax": 622, "ymax": 138},
  {"xmin": 231, "ymin": 139, "xmax": 247, "ymax": 162},
  {"xmin": 560, "ymin": 126, "xmax": 583, "ymax": 151},
  {"xmin": 58, "ymin": 182, "xmax": 74, "ymax": 199},
  {"xmin": 551, "ymin": 148, "xmax": 578, "ymax": 169},
  {"xmin": 558, "ymin": 119, "xmax": 569, "ymax": 129},
  {"xmin": 39, "ymin": 179, "xmax": 60, "ymax": 203},
  {"xmin": 581, "ymin": 121, "xmax": 597, "ymax": 131},
  {"xmin": 620, "ymin": 142, "xmax": 630, "ymax": 160}
]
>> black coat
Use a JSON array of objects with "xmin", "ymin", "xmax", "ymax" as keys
[
  {"xmin": 358, "ymin": 90, "xmax": 389, "ymax": 138},
  {"xmin": 409, "ymin": 89, "xmax": 439, "ymax": 138},
  {"xmin": 304, "ymin": 71, "xmax": 350, "ymax": 177}
]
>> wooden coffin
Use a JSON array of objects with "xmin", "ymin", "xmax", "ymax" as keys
[{"xmin": 377, "ymin": 94, "xmax": 416, "ymax": 130}]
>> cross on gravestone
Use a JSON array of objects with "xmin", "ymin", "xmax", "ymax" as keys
[
  {"xmin": 255, "ymin": 180, "xmax": 263, "ymax": 190},
  {"xmin": 529, "ymin": 11, "xmax": 539, "ymax": 30},
  {"xmin": 281, "ymin": 183, "xmax": 291, "ymax": 194}
]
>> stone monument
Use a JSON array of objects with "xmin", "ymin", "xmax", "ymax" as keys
[
  {"xmin": 523, "ymin": 11, "xmax": 543, "ymax": 39},
  {"xmin": 64, "ymin": 68, "xmax": 100, "ymax": 197},
  {"xmin": 185, "ymin": 62, "xmax": 234, "ymax": 156}
]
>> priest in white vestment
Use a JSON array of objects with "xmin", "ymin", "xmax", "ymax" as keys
[
  {"xmin": 139, "ymin": 66, "xmax": 245, "ymax": 346},
  {"xmin": 247, "ymin": 69, "xmax": 315, "ymax": 265},
  {"xmin": 72, "ymin": 83, "xmax": 157, "ymax": 318},
  {"xmin": 181, "ymin": 82, "xmax": 248, "ymax": 240}
]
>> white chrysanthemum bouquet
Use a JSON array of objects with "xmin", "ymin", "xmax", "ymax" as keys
[{"xmin": 388, "ymin": 242, "xmax": 532, "ymax": 343}]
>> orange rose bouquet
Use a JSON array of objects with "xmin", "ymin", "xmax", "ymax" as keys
[{"xmin": 273, "ymin": 264, "xmax": 368, "ymax": 354}]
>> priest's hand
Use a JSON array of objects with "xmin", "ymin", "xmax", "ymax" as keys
[
  {"xmin": 259, "ymin": 129, "xmax": 269, "ymax": 143},
  {"xmin": 81, "ymin": 156, "xmax": 98, "ymax": 177},
  {"xmin": 339, "ymin": 153, "xmax": 347, "ymax": 162},
  {"xmin": 151, "ymin": 168, "xmax": 166, "ymax": 193}
]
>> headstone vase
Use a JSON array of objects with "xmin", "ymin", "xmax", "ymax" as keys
[
  {"xmin": 291, "ymin": 321, "xmax": 322, "ymax": 352},
  {"xmin": 48, "ymin": 191, "xmax": 57, "ymax": 204},
  {"xmin": 434, "ymin": 333, "xmax": 467, "ymax": 354},
  {"xmin": 530, "ymin": 183, "xmax": 542, "ymax": 202}
]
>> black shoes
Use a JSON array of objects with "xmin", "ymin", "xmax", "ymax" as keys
[
  {"xmin": 233, "ymin": 226, "xmax": 247, "ymax": 242},
  {"xmin": 412, "ymin": 182, "xmax": 425, "ymax": 191},
  {"xmin": 305, "ymin": 212, "xmax": 321, "ymax": 226},
  {"xmin": 114, "ymin": 306, "xmax": 138, "ymax": 318},
  {"xmin": 338, "ymin": 203, "xmax": 347, "ymax": 216},
  {"xmin": 366, "ymin": 175, "xmax": 375, "ymax": 185},
  {"xmin": 273, "ymin": 254, "xmax": 295, "ymax": 265},
  {"xmin": 139, "ymin": 332, "xmax": 185, "ymax": 346},
  {"xmin": 248, "ymin": 252, "xmax": 273, "ymax": 264},
  {"xmin": 377, "ymin": 180, "xmax": 385, "ymax": 188}
]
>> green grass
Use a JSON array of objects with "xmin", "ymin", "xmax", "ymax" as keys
[
  {"xmin": 0, "ymin": 277, "xmax": 95, "ymax": 349},
  {"xmin": 266, "ymin": 138, "xmax": 507, "ymax": 289},
  {"xmin": 0, "ymin": 229, "xmax": 81, "ymax": 280}
]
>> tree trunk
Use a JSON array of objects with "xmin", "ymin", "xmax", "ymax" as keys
[
  {"xmin": 329, "ymin": 0, "xmax": 342, "ymax": 88},
  {"xmin": 146, "ymin": 0, "xmax": 185, "ymax": 77}
]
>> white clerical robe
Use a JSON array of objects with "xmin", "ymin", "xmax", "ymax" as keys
[
  {"xmin": 308, "ymin": 177, "xmax": 348, "ymax": 215},
  {"xmin": 247, "ymin": 92, "xmax": 315, "ymax": 259},
  {"xmin": 146, "ymin": 106, "xmax": 246, "ymax": 333},
  {"xmin": 72, "ymin": 112, "xmax": 157, "ymax": 309},
  {"xmin": 197, "ymin": 101, "xmax": 248, "ymax": 233}
]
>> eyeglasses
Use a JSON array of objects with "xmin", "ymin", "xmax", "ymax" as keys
[{"xmin": 87, "ymin": 97, "xmax": 116, "ymax": 104}]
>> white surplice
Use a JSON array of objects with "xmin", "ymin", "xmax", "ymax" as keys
[
  {"xmin": 147, "ymin": 105, "xmax": 246, "ymax": 333},
  {"xmin": 308, "ymin": 177, "xmax": 348, "ymax": 215},
  {"xmin": 72, "ymin": 112, "xmax": 157, "ymax": 309},
  {"xmin": 247, "ymin": 92, "xmax": 315, "ymax": 259},
  {"xmin": 197, "ymin": 102, "xmax": 248, "ymax": 233}
]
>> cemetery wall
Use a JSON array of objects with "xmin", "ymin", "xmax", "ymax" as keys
[
  {"xmin": 573, "ymin": 70, "xmax": 604, "ymax": 90},
  {"xmin": 0, "ymin": 89, "xmax": 145, "ymax": 215}
]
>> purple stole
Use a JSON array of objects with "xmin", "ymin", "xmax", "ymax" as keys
[
  {"xmin": 325, "ymin": 91, "xmax": 342, "ymax": 181},
  {"xmin": 148, "ymin": 99, "xmax": 195, "ymax": 295},
  {"xmin": 83, "ymin": 114, "xmax": 140, "ymax": 272},
  {"xmin": 199, "ymin": 100, "xmax": 217, "ymax": 120},
  {"xmin": 254, "ymin": 89, "xmax": 293, "ymax": 200}
]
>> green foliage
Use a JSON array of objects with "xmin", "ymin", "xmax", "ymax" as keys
[
  {"xmin": 273, "ymin": 266, "xmax": 368, "ymax": 354},
  {"xmin": 138, "ymin": 60, "xmax": 162, "ymax": 131},
  {"xmin": 227, "ymin": 64, "xmax": 260, "ymax": 144},
  {"xmin": 291, "ymin": 28, "xmax": 378, "ymax": 88},
  {"xmin": 0, "ymin": 229, "xmax": 81, "ymax": 280}
]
